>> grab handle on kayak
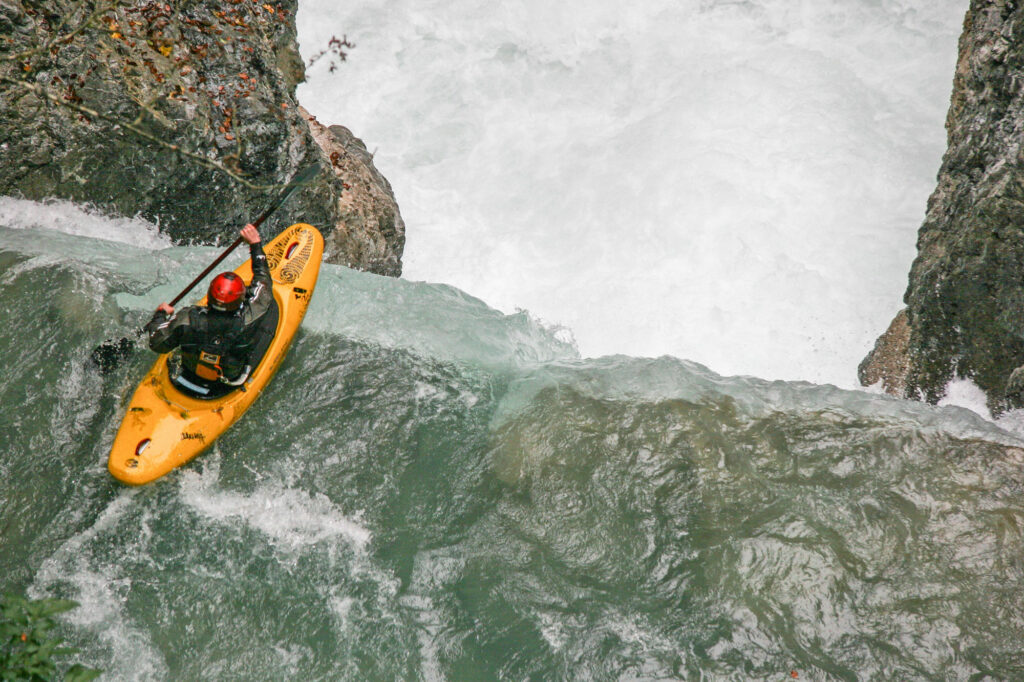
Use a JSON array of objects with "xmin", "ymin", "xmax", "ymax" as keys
[{"xmin": 221, "ymin": 365, "xmax": 252, "ymax": 388}]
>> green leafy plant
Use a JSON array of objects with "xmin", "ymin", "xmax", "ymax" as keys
[{"xmin": 0, "ymin": 595, "xmax": 101, "ymax": 681}]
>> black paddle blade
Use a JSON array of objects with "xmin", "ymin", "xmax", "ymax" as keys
[{"xmin": 91, "ymin": 335, "xmax": 137, "ymax": 375}]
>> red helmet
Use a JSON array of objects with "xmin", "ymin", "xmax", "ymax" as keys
[{"xmin": 208, "ymin": 272, "xmax": 245, "ymax": 312}]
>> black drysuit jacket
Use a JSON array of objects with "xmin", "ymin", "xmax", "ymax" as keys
[{"xmin": 144, "ymin": 242, "xmax": 274, "ymax": 382}]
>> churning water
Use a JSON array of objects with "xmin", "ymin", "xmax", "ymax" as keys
[
  {"xmin": 295, "ymin": 0, "xmax": 965, "ymax": 386},
  {"xmin": 10, "ymin": 1, "xmax": 1024, "ymax": 679},
  {"xmin": 5, "ymin": 199, "xmax": 1024, "ymax": 679}
]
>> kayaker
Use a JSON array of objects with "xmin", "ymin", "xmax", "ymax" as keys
[{"xmin": 144, "ymin": 223, "xmax": 277, "ymax": 397}]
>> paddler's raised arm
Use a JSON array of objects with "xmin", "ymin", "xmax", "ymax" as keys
[
  {"xmin": 241, "ymin": 223, "xmax": 272, "ymax": 303},
  {"xmin": 245, "ymin": 226, "xmax": 269, "ymax": 275}
]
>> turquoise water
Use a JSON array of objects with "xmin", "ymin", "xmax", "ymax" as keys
[{"xmin": 3, "ymin": 222, "xmax": 1024, "ymax": 680}]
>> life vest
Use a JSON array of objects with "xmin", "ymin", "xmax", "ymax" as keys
[{"xmin": 179, "ymin": 308, "xmax": 254, "ymax": 382}]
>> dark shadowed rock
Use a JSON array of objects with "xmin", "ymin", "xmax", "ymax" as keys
[
  {"xmin": 861, "ymin": 1, "xmax": 1024, "ymax": 411},
  {"xmin": 0, "ymin": 0, "xmax": 403, "ymax": 276}
]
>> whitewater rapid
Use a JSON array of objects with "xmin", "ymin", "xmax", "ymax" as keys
[
  {"xmin": 295, "ymin": 0, "xmax": 966, "ymax": 388},
  {"xmin": 5, "ymin": 207, "xmax": 1024, "ymax": 679}
]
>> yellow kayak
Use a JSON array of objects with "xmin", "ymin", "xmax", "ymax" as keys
[{"xmin": 108, "ymin": 223, "xmax": 324, "ymax": 485}]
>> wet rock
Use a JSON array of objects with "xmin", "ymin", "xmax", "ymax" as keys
[
  {"xmin": 0, "ymin": 0, "xmax": 403, "ymax": 276},
  {"xmin": 858, "ymin": 308, "xmax": 910, "ymax": 395},
  {"xmin": 302, "ymin": 108, "xmax": 404, "ymax": 277}
]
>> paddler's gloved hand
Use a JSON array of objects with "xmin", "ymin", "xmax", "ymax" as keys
[
  {"xmin": 1007, "ymin": 364, "xmax": 1024, "ymax": 395},
  {"xmin": 144, "ymin": 303, "xmax": 175, "ymax": 334},
  {"xmin": 240, "ymin": 223, "xmax": 261, "ymax": 245}
]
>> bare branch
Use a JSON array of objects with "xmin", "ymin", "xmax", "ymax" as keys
[{"xmin": 307, "ymin": 34, "xmax": 354, "ymax": 73}]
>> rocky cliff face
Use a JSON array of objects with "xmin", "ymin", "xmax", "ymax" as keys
[
  {"xmin": 860, "ymin": 0, "xmax": 1024, "ymax": 411},
  {"xmin": 302, "ymin": 108, "xmax": 403, "ymax": 276},
  {"xmin": 0, "ymin": 0, "xmax": 403, "ymax": 276}
]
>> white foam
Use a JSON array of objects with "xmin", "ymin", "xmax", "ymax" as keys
[
  {"xmin": 995, "ymin": 408, "xmax": 1024, "ymax": 440},
  {"xmin": 330, "ymin": 595, "xmax": 356, "ymax": 625},
  {"xmin": 397, "ymin": 592, "xmax": 445, "ymax": 682},
  {"xmin": 932, "ymin": 378, "xmax": 1024, "ymax": 442},
  {"xmin": 305, "ymin": 264, "xmax": 579, "ymax": 369},
  {"xmin": 296, "ymin": 0, "xmax": 964, "ymax": 388},
  {"xmin": 177, "ymin": 467, "xmax": 372, "ymax": 552},
  {"xmin": 0, "ymin": 196, "xmax": 170, "ymax": 249},
  {"xmin": 937, "ymin": 378, "xmax": 995, "ymax": 422},
  {"xmin": 31, "ymin": 491, "xmax": 169, "ymax": 681},
  {"xmin": 493, "ymin": 356, "xmax": 1024, "ymax": 448}
]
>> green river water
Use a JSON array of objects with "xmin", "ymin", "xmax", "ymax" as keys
[{"xmin": 3, "ymin": 223, "xmax": 1024, "ymax": 680}]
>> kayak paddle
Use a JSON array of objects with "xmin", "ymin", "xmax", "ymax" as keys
[{"xmin": 91, "ymin": 163, "xmax": 320, "ymax": 374}]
